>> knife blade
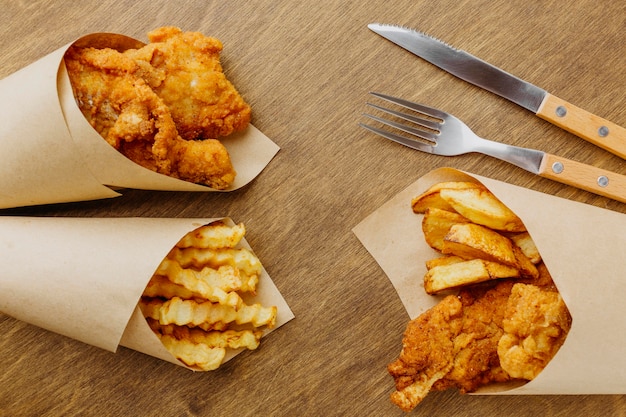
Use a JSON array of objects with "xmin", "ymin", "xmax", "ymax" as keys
[{"xmin": 368, "ymin": 23, "xmax": 626, "ymax": 159}]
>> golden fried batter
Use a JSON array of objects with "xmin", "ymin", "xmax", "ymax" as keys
[
  {"xmin": 388, "ymin": 282, "xmax": 514, "ymax": 411},
  {"xmin": 497, "ymin": 283, "xmax": 571, "ymax": 380},
  {"xmin": 388, "ymin": 271, "xmax": 571, "ymax": 411},
  {"xmin": 65, "ymin": 44, "xmax": 236, "ymax": 189},
  {"xmin": 124, "ymin": 26, "xmax": 251, "ymax": 140}
]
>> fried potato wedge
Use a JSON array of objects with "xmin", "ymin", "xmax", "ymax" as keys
[
  {"xmin": 442, "ymin": 223, "xmax": 538, "ymax": 279},
  {"xmin": 411, "ymin": 181, "xmax": 482, "ymax": 214},
  {"xmin": 442, "ymin": 223, "xmax": 518, "ymax": 265},
  {"xmin": 425, "ymin": 255, "xmax": 465, "ymax": 270},
  {"xmin": 424, "ymin": 258, "xmax": 520, "ymax": 294},
  {"xmin": 439, "ymin": 187, "xmax": 526, "ymax": 232},
  {"xmin": 422, "ymin": 208, "xmax": 470, "ymax": 251},
  {"xmin": 509, "ymin": 232, "xmax": 542, "ymax": 264}
]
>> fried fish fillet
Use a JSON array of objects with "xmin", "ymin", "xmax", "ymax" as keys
[
  {"xmin": 65, "ymin": 45, "xmax": 236, "ymax": 189},
  {"xmin": 497, "ymin": 283, "xmax": 571, "ymax": 380},
  {"xmin": 388, "ymin": 275, "xmax": 570, "ymax": 411},
  {"xmin": 388, "ymin": 282, "xmax": 514, "ymax": 412},
  {"xmin": 124, "ymin": 26, "xmax": 251, "ymax": 140}
]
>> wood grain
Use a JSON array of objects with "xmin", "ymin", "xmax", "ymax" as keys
[
  {"xmin": 539, "ymin": 153, "xmax": 626, "ymax": 203},
  {"xmin": 1, "ymin": 1, "xmax": 626, "ymax": 416},
  {"xmin": 537, "ymin": 93, "xmax": 626, "ymax": 159}
]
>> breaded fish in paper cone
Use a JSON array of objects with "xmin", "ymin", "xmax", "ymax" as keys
[
  {"xmin": 353, "ymin": 167, "xmax": 626, "ymax": 394},
  {"xmin": 0, "ymin": 32, "xmax": 279, "ymax": 209},
  {"xmin": 0, "ymin": 216, "xmax": 294, "ymax": 369}
]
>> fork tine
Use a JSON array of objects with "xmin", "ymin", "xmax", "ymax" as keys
[
  {"xmin": 362, "ymin": 112, "xmax": 439, "ymax": 142},
  {"xmin": 369, "ymin": 92, "xmax": 448, "ymax": 120},
  {"xmin": 365, "ymin": 102, "xmax": 440, "ymax": 131},
  {"xmin": 359, "ymin": 122, "xmax": 435, "ymax": 153}
]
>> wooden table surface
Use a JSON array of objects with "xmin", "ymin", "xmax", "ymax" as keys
[{"xmin": 1, "ymin": 1, "xmax": 626, "ymax": 416}]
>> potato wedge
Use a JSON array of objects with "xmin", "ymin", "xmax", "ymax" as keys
[
  {"xmin": 425, "ymin": 255, "xmax": 465, "ymax": 270},
  {"xmin": 439, "ymin": 187, "xmax": 526, "ymax": 232},
  {"xmin": 442, "ymin": 223, "xmax": 538, "ymax": 279},
  {"xmin": 424, "ymin": 258, "xmax": 521, "ymax": 294},
  {"xmin": 511, "ymin": 245, "xmax": 539, "ymax": 279},
  {"xmin": 411, "ymin": 181, "xmax": 483, "ymax": 213},
  {"xmin": 509, "ymin": 232, "xmax": 542, "ymax": 264},
  {"xmin": 421, "ymin": 208, "xmax": 470, "ymax": 251},
  {"xmin": 442, "ymin": 223, "xmax": 518, "ymax": 265}
]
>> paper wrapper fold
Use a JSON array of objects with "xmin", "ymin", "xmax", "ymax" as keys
[
  {"xmin": 353, "ymin": 167, "xmax": 626, "ymax": 394},
  {"xmin": 0, "ymin": 216, "xmax": 294, "ymax": 369},
  {"xmin": 0, "ymin": 33, "xmax": 279, "ymax": 209}
]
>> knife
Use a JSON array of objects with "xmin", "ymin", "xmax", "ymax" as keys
[{"xmin": 368, "ymin": 23, "xmax": 626, "ymax": 159}]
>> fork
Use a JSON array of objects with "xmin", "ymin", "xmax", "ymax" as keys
[{"xmin": 360, "ymin": 92, "xmax": 626, "ymax": 204}]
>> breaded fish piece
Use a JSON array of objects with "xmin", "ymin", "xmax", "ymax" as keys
[
  {"xmin": 125, "ymin": 26, "xmax": 251, "ymax": 140},
  {"xmin": 497, "ymin": 283, "xmax": 571, "ymax": 380},
  {"xmin": 388, "ymin": 282, "xmax": 514, "ymax": 411},
  {"xmin": 388, "ymin": 267, "xmax": 571, "ymax": 411},
  {"xmin": 65, "ymin": 45, "xmax": 236, "ymax": 189}
]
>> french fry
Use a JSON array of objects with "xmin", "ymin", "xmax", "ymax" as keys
[
  {"xmin": 169, "ymin": 246, "xmax": 261, "ymax": 289},
  {"xmin": 157, "ymin": 333, "xmax": 226, "ymax": 371},
  {"xmin": 422, "ymin": 208, "xmax": 470, "ymax": 251},
  {"xmin": 411, "ymin": 181, "xmax": 482, "ymax": 214},
  {"xmin": 424, "ymin": 259, "xmax": 520, "ymax": 294},
  {"xmin": 152, "ymin": 261, "xmax": 243, "ymax": 308},
  {"xmin": 142, "ymin": 275, "xmax": 196, "ymax": 300},
  {"xmin": 439, "ymin": 187, "xmax": 526, "ymax": 232},
  {"xmin": 511, "ymin": 245, "xmax": 539, "ymax": 279},
  {"xmin": 414, "ymin": 181, "xmax": 542, "ymax": 290},
  {"xmin": 153, "ymin": 320, "xmax": 263, "ymax": 351},
  {"xmin": 141, "ymin": 296, "xmax": 277, "ymax": 329},
  {"xmin": 442, "ymin": 223, "xmax": 519, "ymax": 266},
  {"xmin": 140, "ymin": 220, "xmax": 277, "ymax": 370},
  {"xmin": 176, "ymin": 221, "xmax": 246, "ymax": 249},
  {"xmin": 509, "ymin": 232, "xmax": 542, "ymax": 264},
  {"xmin": 442, "ymin": 223, "xmax": 538, "ymax": 279},
  {"xmin": 425, "ymin": 255, "xmax": 465, "ymax": 270},
  {"xmin": 156, "ymin": 258, "xmax": 246, "ymax": 295}
]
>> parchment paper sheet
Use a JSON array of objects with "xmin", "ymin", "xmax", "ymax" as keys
[
  {"xmin": 353, "ymin": 167, "xmax": 626, "ymax": 394},
  {"xmin": 0, "ymin": 216, "xmax": 294, "ymax": 369}
]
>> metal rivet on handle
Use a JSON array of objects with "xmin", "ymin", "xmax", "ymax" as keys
[
  {"xmin": 598, "ymin": 126, "xmax": 609, "ymax": 137},
  {"xmin": 598, "ymin": 175, "xmax": 609, "ymax": 187},
  {"xmin": 555, "ymin": 106, "xmax": 567, "ymax": 117},
  {"xmin": 551, "ymin": 161, "xmax": 564, "ymax": 174}
]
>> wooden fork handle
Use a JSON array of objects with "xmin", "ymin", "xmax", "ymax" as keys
[
  {"xmin": 537, "ymin": 93, "xmax": 626, "ymax": 159},
  {"xmin": 539, "ymin": 153, "xmax": 626, "ymax": 203}
]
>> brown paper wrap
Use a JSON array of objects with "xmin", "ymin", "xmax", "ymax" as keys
[
  {"xmin": 353, "ymin": 167, "xmax": 626, "ymax": 394},
  {"xmin": 0, "ymin": 33, "xmax": 279, "ymax": 209},
  {"xmin": 0, "ymin": 216, "xmax": 294, "ymax": 369}
]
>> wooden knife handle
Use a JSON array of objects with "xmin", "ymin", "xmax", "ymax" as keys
[
  {"xmin": 539, "ymin": 153, "xmax": 626, "ymax": 203},
  {"xmin": 537, "ymin": 93, "xmax": 626, "ymax": 159}
]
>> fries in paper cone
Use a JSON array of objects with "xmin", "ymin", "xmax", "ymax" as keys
[
  {"xmin": 353, "ymin": 167, "xmax": 626, "ymax": 403},
  {"xmin": 0, "ymin": 28, "xmax": 279, "ymax": 209},
  {"xmin": 0, "ymin": 217, "xmax": 293, "ymax": 370}
]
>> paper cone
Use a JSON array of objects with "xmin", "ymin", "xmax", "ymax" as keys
[
  {"xmin": 353, "ymin": 167, "xmax": 626, "ymax": 394},
  {"xmin": 0, "ymin": 33, "xmax": 279, "ymax": 209},
  {"xmin": 0, "ymin": 216, "xmax": 294, "ymax": 369}
]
